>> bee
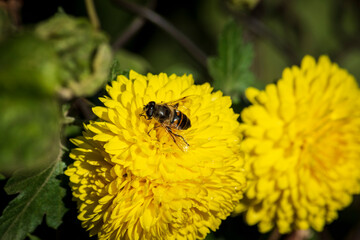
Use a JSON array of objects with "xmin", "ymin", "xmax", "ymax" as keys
[{"xmin": 140, "ymin": 97, "xmax": 192, "ymax": 152}]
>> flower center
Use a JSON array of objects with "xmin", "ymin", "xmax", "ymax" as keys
[{"xmin": 297, "ymin": 117, "xmax": 346, "ymax": 179}]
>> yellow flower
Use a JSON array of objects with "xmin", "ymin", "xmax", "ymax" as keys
[
  {"xmin": 65, "ymin": 70, "xmax": 246, "ymax": 239},
  {"xmin": 235, "ymin": 55, "xmax": 360, "ymax": 234}
]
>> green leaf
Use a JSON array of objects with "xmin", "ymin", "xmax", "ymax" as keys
[
  {"xmin": 0, "ymin": 96, "xmax": 61, "ymax": 173},
  {"xmin": 110, "ymin": 59, "xmax": 130, "ymax": 80},
  {"xmin": 0, "ymin": 33, "xmax": 62, "ymax": 97},
  {"xmin": 110, "ymin": 59, "xmax": 122, "ymax": 81},
  {"xmin": 208, "ymin": 21, "xmax": 255, "ymax": 104},
  {"xmin": 0, "ymin": 33, "xmax": 63, "ymax": 173},
  {"xmin": 35, "ymin": 13, "xmax": 113, "ymax": 97},
  {"xmin": 61, "ymin": 104, "xmax": 75, "ymax": 125},
  {"xmin": 26, "ymin": 233, "xmax": 41, "ymax": 240},
  {"xmin": 0, "ymin": 153, "xmax": 67, "ymax": 240},
  {"xmin": 64, "ymin": 125, "xmax": 82, "ymax": 138}
]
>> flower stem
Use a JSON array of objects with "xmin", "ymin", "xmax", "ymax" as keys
[
  {"xmin": 112, "ymin": 0, "xmax": 157, "ymax": 50},
  {"xmin": 284, "ymin": 230, "xmax": 312, "ymax": 240},
  {"xmin": 85, "ymin": 0, "xmax": 100, "ymax": 30},
  {"xmin": 111, "ymin": 0, "xmax": 208, "ymax": 69},
  {"xmin": 268, "ymin": 228, "xmax": 281, "ymax": 240}
]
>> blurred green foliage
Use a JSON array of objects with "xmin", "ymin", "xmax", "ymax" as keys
[
  {"xmin": 0, "ymin": 34, "xmax": 61, "ymax": 96},
  {"xmin": 208, "ymin": 21, "xmax": 255, "ymax": 104},
  {"xmin": 114, "ymin": 49, "xmax": 151, "ymax": 74},
  {"xmin": 253, "ymin": 0, "xmax": 360, "ymax": 84},
  {"xmin": 226, "ymin": 0, "xmax": 260, "ymax": 11},
  {"xmin": 0, "ymin": 33, "xmax": 62, "ymax": 173},
  {"xmin": 0, "ymin": 8, "xmax": 14, "ymax": 42},
  {"xmin": 0, "ymin": 11, "xmax": 113, "ymax": 240},
  {"xmin": 35, "ymin": 13, "xmax": 112, "ymax": 98},
  {"xmin": 0, "ymin": 97, "xmax": 61, "ymax": 173}
]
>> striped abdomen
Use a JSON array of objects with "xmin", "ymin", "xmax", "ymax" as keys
[{"xmin": 171, "ymin": 109, "xmax": 191, "ymax": 130}]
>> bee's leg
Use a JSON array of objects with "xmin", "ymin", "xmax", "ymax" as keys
[
  {"xmin": 166, "ymin": 127, "xmax": 189, "ymax": 146},
  {"xmin": 139, "ymin": 112, "xmax": 147, "ymax": 118},
  {"xmin": 147, "ymin": 125, "xmax": 159, "ymax": 135},
  {"xmin": 165, "ymin": 127, "xmax": 177, "ymax": 143},
  {"xmin": 173, "ymin": 103, "xmax": 179, "ymax": 109},
  {"xmin": 140, "ymin": 113, "xmax": 152, "ymax": 120}
]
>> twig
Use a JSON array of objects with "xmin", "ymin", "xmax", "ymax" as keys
[
  {"xmin": 112, "ymin": 0, "xmax": 157, "ymax": 50},
  {"xmin": 111, "ymin": 0, "xmax": 208, "ymax": 69},
  {"xmin": 85, "ymin": 0, "xmax": 100, "ymax": 30}
]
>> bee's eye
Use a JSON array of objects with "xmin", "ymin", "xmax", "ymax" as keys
[{"xmin": 146, "ymin": 106, "xmax": 154, "ymax": 117}]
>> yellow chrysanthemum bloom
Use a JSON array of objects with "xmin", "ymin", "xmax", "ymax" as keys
[
  {"xmin": 234, "ymin": 55, "xmax": 360, "ymax": 234},
  {"xmin": 65, "ymin": 70, "xmax": 246, "ymax": 240}
]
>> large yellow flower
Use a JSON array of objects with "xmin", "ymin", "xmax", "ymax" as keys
[
  {"xmin": 65, "ymin": 70, "xmax": 246, "ymax": 239},
  {"xmin": 235, "ymin": 55, "xmax": 360, "ymax": 234}
]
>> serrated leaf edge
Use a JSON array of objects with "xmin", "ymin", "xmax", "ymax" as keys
[{"xmin": 0, "ymin": 150, "xmax": 64, "ymax": 239}]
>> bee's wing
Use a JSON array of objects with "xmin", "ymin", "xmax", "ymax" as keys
[
  {"xmin": 164, "ymin": 126, "xmax": 190, "ymax": 152},
  {"xmin": 171, "ymin": 133, "xmax": 190, "ymax": 152},
  {"xmin": 162, "ymin": 95, "xmax": 200, "ymax": 109}
]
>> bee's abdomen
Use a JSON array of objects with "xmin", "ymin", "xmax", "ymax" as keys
[
  {"xmin": 179, "ymin": 114, "xmax": 191, "ymax": 130},
  {"xmin": 172, "ymin": 110, "xmax": 191, "ymax": 130}
]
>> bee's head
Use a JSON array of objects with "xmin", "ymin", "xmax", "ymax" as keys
[{"xmin": 143, "ymin": 101, "xmax": 156, "ymax": 119}]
